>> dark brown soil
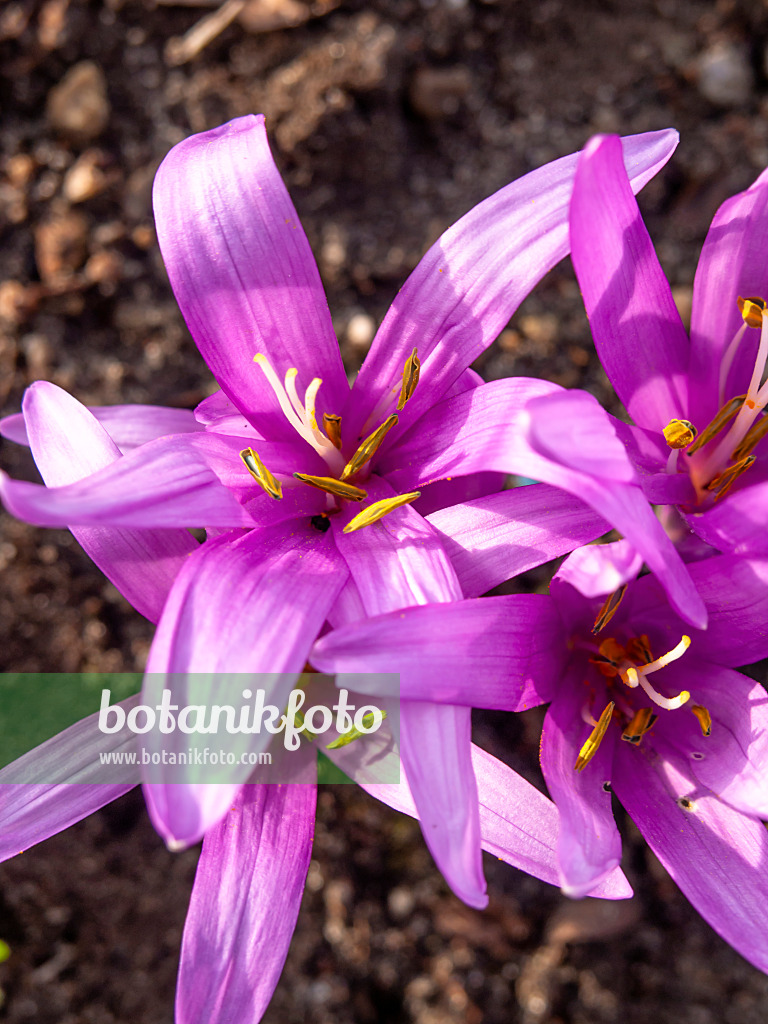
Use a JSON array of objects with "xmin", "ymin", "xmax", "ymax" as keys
[{"xmin": 2, "ymin": 0, "xmax": 768, "ymax": 1020}]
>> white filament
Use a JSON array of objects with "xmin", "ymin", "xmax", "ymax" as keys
[{"xmin": 254, "ymin": 354, "xmax": 343, "ymax": 470}]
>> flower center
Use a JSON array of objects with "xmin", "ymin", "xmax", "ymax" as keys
[
  {"xmin": 663, "ymin": 296, "xmax": 768, "ymax": 504},
  {"xmin": 573, "ymin": 590, "xmax": 709, "ymax": 771},
  {"xmin": 238, "ymin": 349, "xmax": 422, "ymax": 533}
]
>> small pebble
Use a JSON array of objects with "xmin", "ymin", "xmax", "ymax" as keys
[
  {"xmin": 63, "ymin": 149, "xmax": 108, "ymax": 203},
  {"xmin": 696, "ymin": 42, "xmax": 753, "ymax": 108},
  {"xmin": 46, "ymin": 61, "xmax": 110, "ymax": 142},
  {"xmin": 388, "ymin": 886, "xmax": 415, "ymax": 920},
  {"xmin": 34, "ymin": 209, "xmax": 89, "ymax": 284}
]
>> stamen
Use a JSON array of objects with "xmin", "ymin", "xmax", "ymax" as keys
[
  {"xmin": 240, "ymin": 448, "xmax": 283, "ymax": 500},
  {"xmin": 744, "ymin": 298, "xmax": 768, "ymax": 400},
  {"xmin": 574, "ymin": 701, "xmax": 615, "ymax": 772},
  {"xmin": 253, "ymin": 354, "xmax": 342, "ymax": 468},
  {"xmin": 342, "ymin": 491, "xmax": 421, "ymax": 533},
  {"xmin": 663, "ymin": 419, "xmax": 697, "ymax": 450},
  {"xmin": 303, "ymin": 376, "xmax": 323, "ymax": 431},
  {"xmin": 732, "ymin": 414, "xmax": 768, "ymax": 461},
  {"xmin": 254, "ymin": 354, "xmax": 308, "ymax": 439},
  {"xmin": 293, "ymin": 473, "xmax": 367, "ymax": 502},
  {"xmin": 340, "ymin": 415, "xmax": 399, "ymax": 481},
  {"xmin": 625, "ymin": 634, "xmax": 652, "ymax": 665},
  {"xmin": 621, "ymin": 707, "xmax": 657, "ymax": 744},
  {"xmin": 621, "ymin": 635, "xmax": 691, "ymax": 710},
  {"xmin": 704, "ymin": 454, "xmax": 755, "ymax": 501},
  {"xmin": 589, "ymin": 637, "xmax": 626, "ymax": 678},
  {"xmin": 717, "ymin": 299, "xmax": 765, "ymax": 412},
  {"xmin": 685, "ymin": 395, "xmax": 745, "ymax": 454},
  {"xmin": 592, "ymin": 585, "xmax": 627, "ymax": 635},
  {"xmin": 718, "ymin": 321, "xmax": 747, "ymax": 408},
  {"xmin": 690, "ymin": 704, "xmax": 712, "ymax": 737},
  {"xmin": 284, "ymin": 368, "xmax": 306, "ymax": 421},
  {"xmin": 397, "ymin": 348, "xmax": 421, "ymax": 411},
  {"xmin": 322, "ymin": 413, "xmax": 342, "ymax": 450},
  {"xmin": 705, "ymin": 300, "xmax": 768, "ymax": 469},
  {"xmin": 738, "ymin": 295, "xmax": 766, "ymax": 329}
]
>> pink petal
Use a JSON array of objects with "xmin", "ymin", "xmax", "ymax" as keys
[
  {"xmin": 570, "ymin": 134, "xmax": 689, "ymax": 432},
  {"xmin": 555, "ymin": 539, "xmax": 643, "ymax": 598},
  {"xmin": 688, "ymin": 166, "xmax": 768, "ymax": 427},
  {"xmin": 346, "ymin": 129, "xmax": 679, "ymax": 442},
  {"xmin": 381, "ymin": 379, "xmax": 707, "ymax": 629},
  {"xmin": 614, "ymin": 739, "xmax": 768, "ymax": 974},
  {"xmin": 539, "ymin": 676, "xmax": 622, "ymax": 898},
  {"xmin": 656, "ymin": 661, "xmax": 768, "ymax": 820},
  {"xmin": 20, "ymin": 381, "xmax": 198, "ymax": 623},
  {"xmin": 311, "ymin": 594, "xmax": 562, "ymax": 711},
  {"xmin": 177, "ymin": 775, "xmax": 316, "ymax": 1023},
  {"xmin": 426, "ymin": 483, "xmax": 609, "ymax": 598},
  {"xmin": 401, "ymin": 702, "xmax": 487, "ymax": 908},
  {"xmin": 0, "ymin": 696, "xmax": 141, "ymax": 862},
  {"xmin": 142, "ymin": 520, "xmax": 348, "ymax": 847},
  {"xmin": 1, "ymin": 402, "xmax": 204, "ymax": 452},
  {"xmin": 333, "ymin": 480, "xmax": 486, "ymax": 906},
  {"xmin": 153, "ymin": 115, "xmax": 349, "ymax": 437}
]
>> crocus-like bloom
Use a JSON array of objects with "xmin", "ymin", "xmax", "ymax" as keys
[
  {"xmin": 0, "ymin": 685, "xmax": 631, "ymax": 1022},
  {"xmin": 0, "ymin": 117, "xmax": 680, "ymax": 907},
  {"xmin": 312, "ymin": 545, "xmax": 768, "ymax": 974},
  {"xmin": 517, "ymin": 132, "xmax": 768, "ymax": 563}
]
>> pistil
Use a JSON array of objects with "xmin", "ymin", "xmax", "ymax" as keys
[
  {"xmin": 247, "ymin": 351, "xmax": 425, "ymax": 534},
  {"xmin": 253, "ymin": 354, "xmax": 344, "ymax": 472},
  {"xmin": 620, "ymin": 635, "xmax": 691, "ymax": 710}
]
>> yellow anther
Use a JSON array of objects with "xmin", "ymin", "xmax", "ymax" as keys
[
  {"xmin": 575, "ymin": 701, "xmax": 615, "ymax": 772},
  {"xmin": 738, "ymin": 295, "xmax": 767, "ymax": 329},
  {"xmin": 293, "ymin": 473, "xmax": 367, "ymax": 502},
  {"xmin": 240, "ymin": 448, "xmax": 283, "ymax": 500},
  {"xmin": 397, "ymin": 348, "xmax": 421, "ymax": 411},
  {"xmin": 340, "ymin": 414, "xmax": 399, "ymax": 481},
  {"xmin": 621, "ymin": 707, "xmax": 657, "ymax": 745},
  {"xmin": 322, "ymin": 413, "xmax": 342, "ymax": 450},
  {"xmin": 592, "ymin": 585, "xmax": 627, "ymax": 635},
  {"xmin": 685, "ymin": 395, "xmax": 746, "ymax": 454},
  {"xmin": 690, "ymin": 704, "xmax": 712, "ymax": 737},
  {"xmin": 342, "ymin": 491, "xmax": 421, "ymax": 533},
  {"xmin": 663, "ymin": 418, "xmax": 697, "ymax": 449},
  {"xmin": 731, "ymin": 414, "xmax": 768, "ymax": 461},
  {"xmin": 704, "ymin": 454, "xmax": 755, "ymax": 501}
]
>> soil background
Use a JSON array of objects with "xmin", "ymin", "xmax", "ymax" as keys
[{"xmin": 2, "ymin": 0, "xmax": 768, "ymax": 1021}]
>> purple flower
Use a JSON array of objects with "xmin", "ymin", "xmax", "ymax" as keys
[
  {"xmin": 313, "ymin": 546, "xmax": 768, "ymax": 973},
  {"xmin": 0, "ymin": 116, "xmax": 678, "ymax": 902},
  {"xmin": 0, "ymin": 692, "xmax": 631, "ymax": 1022},
  {"xmin": 518, "ymin": 133, "xmax": 768, "ymax": 568}
]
